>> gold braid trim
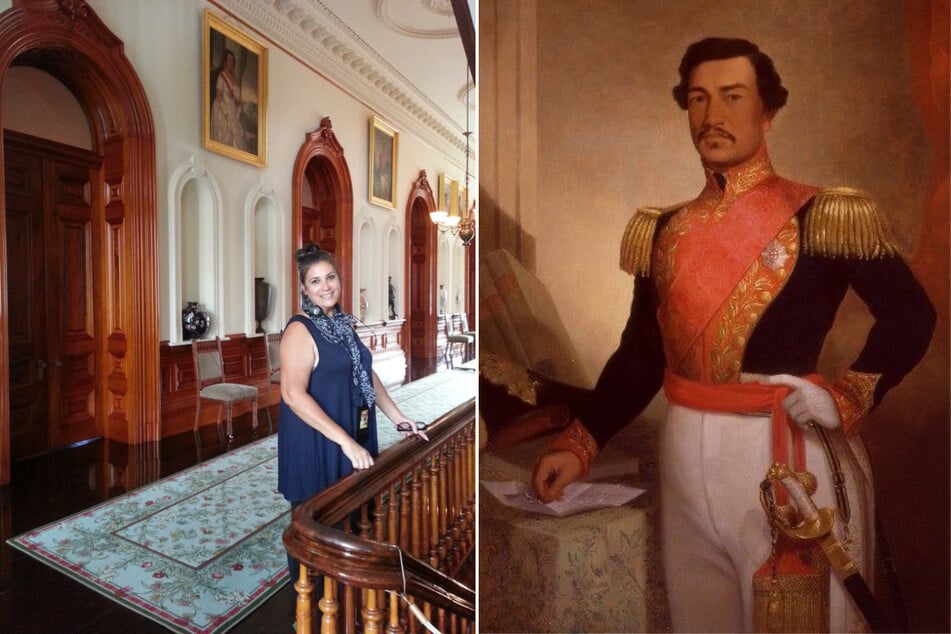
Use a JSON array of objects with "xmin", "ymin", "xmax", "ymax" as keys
[
  {"xmin": 619, "ymin": 204, "xmax": 682, "ymax": 276},
  {"xmin": 831, "ymin": 370, "xmax": 882, "ymax": 434},
  {"xmin": 803, "ymin": 187, "xmax": 900, "ymax": 258},
  {"xmin": 479, "ymin": 352, "xmax": 539, "ymax": 406},
  {"xmin": 547, "ymin": 420, "xmax": 599, "ymax": 477}
]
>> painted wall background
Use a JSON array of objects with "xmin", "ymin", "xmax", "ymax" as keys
[{"xmin": 480, "ymin": 0, "xmax": 949, "ymax": 630}]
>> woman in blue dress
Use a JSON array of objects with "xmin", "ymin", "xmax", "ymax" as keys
[{"xmin": 278, "ymin": 244, "xmax": 426, "ymax": 576}]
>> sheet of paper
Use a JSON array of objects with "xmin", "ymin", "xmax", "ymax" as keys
[{"xmin": 481, "ymin": 480, "xmax": 645, "ymax": 517}]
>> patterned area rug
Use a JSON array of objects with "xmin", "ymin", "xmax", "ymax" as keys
[
  {"xmin": 8, "ymin": 436, "xmax": 288, "ymax": 634},
  {"xmin": 7, "ymin": 367, "xmax": 476, "ymax": 633}
]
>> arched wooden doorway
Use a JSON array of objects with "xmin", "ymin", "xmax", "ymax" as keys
[
  {"xmin": 292, "ymin": 116, "xmax": 353, "ymax": 313},
  {"xmin": 0, "ymin": 0, "xmax": 159, "ymax": 484},
  {"xmin": 405, "ymin": 171, "xmax": 438, "ymax": 380}
]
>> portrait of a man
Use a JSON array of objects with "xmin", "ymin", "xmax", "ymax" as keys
[{"xmin": 478, "ymin": 1, "xmax": 948, "ymax": 632}]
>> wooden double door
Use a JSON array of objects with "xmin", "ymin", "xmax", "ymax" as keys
[{"xmin": 5, "ymin": 131, "xmax": 101, "ymax": 460}]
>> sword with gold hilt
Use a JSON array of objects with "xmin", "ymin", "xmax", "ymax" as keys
[{"xmin": 760, "ymin": 462, "xmax": 893, "ymax": 633}]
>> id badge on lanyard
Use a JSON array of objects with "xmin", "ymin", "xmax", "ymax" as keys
[{"xmin": 357, "ymin": 405, "xmax": 370, "ymax": 442}]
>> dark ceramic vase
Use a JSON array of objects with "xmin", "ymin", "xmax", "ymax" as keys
[
  {"xmin": 182, "ymin": 301, "xmax": 211, "ymax": 340},
  {"xmin": 254, "ymin": 277, "xmax": 271, "ymax": 333}
]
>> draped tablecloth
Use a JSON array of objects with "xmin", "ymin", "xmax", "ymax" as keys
[{"xmin": 479, "ymin": 421, "xmax": 671, "ymax": 633}]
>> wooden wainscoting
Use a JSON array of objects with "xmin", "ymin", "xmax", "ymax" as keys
[
  {"xmin": 354, "ymin": 318, "xmax": 408, "ymax": 389},
  {"xmin": 160, "ymin": 327, "xmax": 409, "ymax": 438},
  {"xmin": 159, "ymin": 335, "xmax": 273, "ymax": 438}
]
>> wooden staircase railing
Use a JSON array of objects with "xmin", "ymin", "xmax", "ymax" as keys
[{"xmin": 283, "ymin": 399, "xmax": 476, "ymax": 633}]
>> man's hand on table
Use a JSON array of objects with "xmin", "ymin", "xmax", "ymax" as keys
[{"xmin": 531, "ymin": 449, "xmax": 583, "ymax": 503}]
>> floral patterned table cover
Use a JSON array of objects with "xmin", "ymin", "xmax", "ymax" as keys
[{"xmin": 479, "ymin": 422, "xmax": 671, "ymax": 633}]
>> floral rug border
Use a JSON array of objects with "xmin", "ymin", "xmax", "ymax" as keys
[{"xmin": 7, "ymin": 436, "xmax": 290, "ymax": 634}]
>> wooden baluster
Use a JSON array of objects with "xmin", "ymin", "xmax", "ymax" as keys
[
  {"xmin": 465, "ymin": 425, "xmax": 475, "ymax": 550},
  {"xmin": 420, "ymin": 458, "xmax": 432, "ymax": 556},
  {"xmin": 319, "ymin": 575, "xmax": 338, "ymax": 634},
  {"xmin": 423, "ymin": 603, "xmax": 434, "ymax": 634},
  {"xmin": 428, "ymin": 450, "xmax": 441, "ymax": 568},
  {"xmin": 363, "ymin": 583, "xmax": 383, "ymax": 634},
  {"xmin": 438, "ymin": 446, "xmax": 448, "ymax": 539},
  {"xmin": 374, "ymin": 491, "xmax": 387, "ymax": 617},
  {"xmin": 438, "ymin": 446, "xmax": 450, "ymax": 572},
  {"xmin": 387, "ymin": 591, "xmax": 403, "ymax": 634},
  {"xmin": 359, "ymin": 502, "xmax": 372, "ymax": 539},
  {"xmin": 399, "ymin": 473, "xmax": 411, "ymax": 552},
  {"xmin": 374, "ymin": 491, "xmax": 386, "ymax": 542},
  {"xmin": 344, "ymin": 582, "xmax": 355, "ymax": 634},
  {"xmin": 296, "ymin": 564, "xmax": 314, "ymax": 634},
  {"xmin": 386, "ymin": 481, "xmax": 405, "ymax": 634},
  {"xmin": 454, "ymin": 433, "xmax": 461, "ymax": 509},
  {"xmin": 411, "ymin": 464, "xmax": 423, "ymax": 558},
  {"xmin": 437, "ymin": 607, "xmax": 447, "ymax": 634},
  {"xmin": 358, "ymin": 500, "xmax": 372, "ymax": 630},
  {"xmin": 388, "ymin": 482, "xmax": 399, "ymax": 548},
  {"xmin": 453, "ymin": 436, "xmax": 465, "ymax": 567}
]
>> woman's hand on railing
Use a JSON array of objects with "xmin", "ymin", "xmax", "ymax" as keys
[
  {"xmin": 342, "ymin": 437, "xmax": 375, "ymax": 469},
  {"xmin": 394, "ymin": 420, "xmax": 430, "ymax": 442}
]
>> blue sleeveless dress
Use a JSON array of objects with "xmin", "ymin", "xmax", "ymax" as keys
[{"xmin": 277, "ymin": 314, "xmax": 379, "ymax": 503}]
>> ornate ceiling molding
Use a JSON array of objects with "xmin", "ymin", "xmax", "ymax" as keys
[
  {"xmin": 374, "ymin": 0, "xmax": 458, "ymax": 39},
  {"xmin": 217, "ymin": 0, "xmax": 468, "ymax": 164}
]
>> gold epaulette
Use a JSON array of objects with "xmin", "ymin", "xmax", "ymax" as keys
[
  {"xmin": 802, "ymin": 187, "xmax": 900, "ymax": 259},
  {"xmin": 619, "ymin": 204, "xmax": 681, "ymax": 276},
  {"xmin": 479, "ymin": 352, "xmax": 539, "ymax": 406}
]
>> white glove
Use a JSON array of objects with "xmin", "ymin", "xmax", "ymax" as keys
[{"xmin": 746, "ymin": 373, "xmax": 841, "ymax": 430}]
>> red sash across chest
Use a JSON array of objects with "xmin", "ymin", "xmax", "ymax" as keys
[{"xmin": 657, "ymin": 176, "xmax": 819, "ymax": 372}]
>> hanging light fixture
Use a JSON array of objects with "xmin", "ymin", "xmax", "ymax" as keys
[{"xmin": 432, "ymin": 66, "xmax": 475, "ymax": 247}]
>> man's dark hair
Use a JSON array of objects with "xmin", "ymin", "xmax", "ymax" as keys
[{"xmin": 672, "ymin": 37, "xmax": 788, "ymax": 113}]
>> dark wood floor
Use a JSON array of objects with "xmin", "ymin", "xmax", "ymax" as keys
[{"xmin": 1, "ymin": 411, "xmax": 310, "ymax": 633}]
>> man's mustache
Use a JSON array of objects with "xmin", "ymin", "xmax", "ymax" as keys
[{"xmin": 698, "ymin": 127, "xmax": 735, "ymax": 142}]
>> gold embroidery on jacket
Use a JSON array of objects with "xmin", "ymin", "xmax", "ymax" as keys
[
  {"xmin": 831, "ymin": 370, "xmax": 881, "ymax": 431},
  {"xmin": 548, "ymin": 420, "xmax": 599, "ymax": 476},
  {"xmin": 708, "ymin": 219, "xmax": 800, "ymax": 383}
]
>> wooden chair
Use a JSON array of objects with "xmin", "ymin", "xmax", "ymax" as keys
[
  {"xmin": 264, "ymin": 332, "xmax": 282, "ymax": 429},
  {"xmin": 458, "ymin": 312, "xmax": 476, "ymax": 363},
  {"xmin": 192, "ymin": 337, "xmax": 259, "ymax": 443},
  {"xmin": 445, "ymin": 313, "xmax": 474, "ymax": 369}
]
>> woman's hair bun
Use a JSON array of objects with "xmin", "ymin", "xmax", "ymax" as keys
[{"xmin": 295, "ymin": 243, "xmax": 322, "ymax": 263}]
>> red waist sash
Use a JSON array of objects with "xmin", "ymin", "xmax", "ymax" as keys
[{"xmin": 663, "ymin": 370, "xmax": 830, "ymax": 474}]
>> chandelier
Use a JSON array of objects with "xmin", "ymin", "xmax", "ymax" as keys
[{"xmin": 431, "ymin": 69, "xmax": 475, "ymax": 247}]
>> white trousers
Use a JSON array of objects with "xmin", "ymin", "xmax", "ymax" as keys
[{"xmin": 659, "ymin": 404, "xmax": 875, "ymax": 633}]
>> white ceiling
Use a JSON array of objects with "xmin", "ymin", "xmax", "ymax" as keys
[{"xmin": 218, "ymin": 0, "xmax": 473, "ymax": 164}]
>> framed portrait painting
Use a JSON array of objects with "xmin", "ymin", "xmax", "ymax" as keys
[
  {"xmin": 439, "ymin": 174, "xmax": 454, "ymax": 214},
  {"xmin": 202, "ymin": 9, "xmax": 268, "ymax": 167},
  {"xmin": 456, "ymin": 183, "xmax": 468, "ymax": 218},
  {"xmin": 369, "ymin": 116, "xmax": 399, "ymax": 208}
]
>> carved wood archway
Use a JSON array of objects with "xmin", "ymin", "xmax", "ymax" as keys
[
  {"xmin": 292, "ymin": 116, "xmax": 353, "ymax": 313},
  {"xmin": 404, "ymin": 170, "xmax": 438, "ymax": 379},
  {"xmin": 0, "ymin": 0, "xmax": 159, "ymax": 484}
]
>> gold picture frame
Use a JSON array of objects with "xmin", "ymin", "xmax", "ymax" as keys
[
  {"xmin": 369, "ymin": 116, "xmax": 399, "ymax": 208},
  {"xmin": 438, "ymin": 173, "xmax": 454, "ymax": 213},
  {"xmin": 202, "ymin": 9, "xmax": 268, "ymax": 167},
  {"xmin": 456, "ymin": 183, "xmax": 468, "ymax": 217}
]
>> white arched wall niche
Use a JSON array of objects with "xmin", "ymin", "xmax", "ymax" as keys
[
  {"xmin": 436, "ymin": 232, "xmax": 451, "ymax": 315},
  {"xmin": 435, "ymin": 232, "xmax": 466, "ymax": 319},
  {"xmin": 354, "ymin": 204, "xmax": 406, "ymax": 324},
  {"xmin": 167, "ymin": 155, "xmax": 226, "ymax": 344},
  {"xmin": 357, "ymin": 216, "xmax": 378, "ymax": 322},
  {"xmin": 450, "ymin": 239, "xmax": 466, "ymax": 314},
  {"xmin": 385, "ymin": 225, "xmax": 403, "ymax": 319},
  {"xmin": 245, "ymin": 179, "xmax": 286, "ymax": 336}
]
